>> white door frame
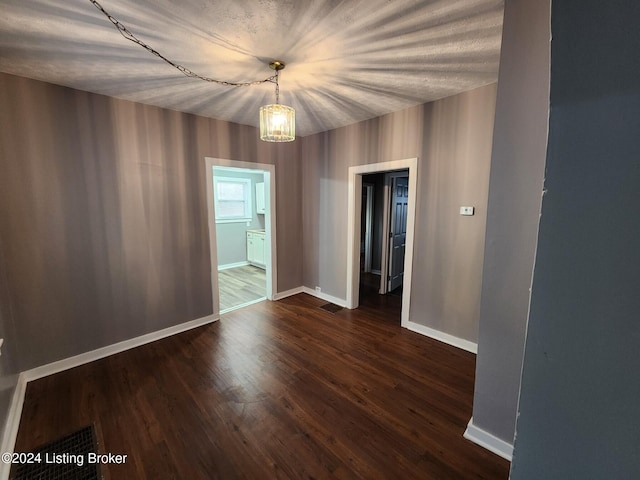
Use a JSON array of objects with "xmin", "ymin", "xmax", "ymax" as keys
[
  {"xmin": 204, "ymin": 157, "xmax": 277, "ymax": 316},
  {"xmin": 346, "ymin": 158, "xmax": 418, "ymax": 327}
]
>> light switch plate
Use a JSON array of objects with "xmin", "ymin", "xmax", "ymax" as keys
[{"xmin": 460, "ymin": 206, "xmax": 475, "ymax": 216}]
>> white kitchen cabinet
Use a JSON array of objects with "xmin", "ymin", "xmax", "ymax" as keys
[
  {"xmin": 247, "ymin": 230, "xmax": 266, "ymax": 269},
  {"xmin": 255, "ymin": 182, "xmax": 265, "ymax": 214}
]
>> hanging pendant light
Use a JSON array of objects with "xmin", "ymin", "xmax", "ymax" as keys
[
  {"xmin": 260, "ymin": 61, "xmax": 295, "ymax": 142},
  {"xmin": 89, "ymin": 4, "xmax": 299, "ymax": 141}
]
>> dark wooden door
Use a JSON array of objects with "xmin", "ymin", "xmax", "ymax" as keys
[{"xmin": 388, "ymin": 176, "xmax": 408, "ymax": 291}]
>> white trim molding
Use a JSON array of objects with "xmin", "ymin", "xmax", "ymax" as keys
[
  {"xmin": 345, "ymin": 158, "xmax": 418, "ymax": 327},
  {"xmin": 273, "ymin": 287, "xmax": 304, "ymax": 301},
  {"xmin": 205, "ymin": 158, "xmax": 278, "ymax": 311},
  {"xmin": 0, "ymin": 373, "xmax": 28, "ymax": 480},
  {"xmin": 24, "ymin": 314, "xmax": 218, "ymax": 382},
  {"xmin": 464, "ymin": 417, "xmax": 514, "ymax": 461},
  {"xmin": 218, "ymin": 261, "xmax": 250, "ymax": 271},
  {"xmin": 405, "ymin": 321, "xmax": 478, "ymax": 354},
  {"xmin": 0, "ymin": 313, "xmax": 218, "ymax": 480},
  {"xmin": 220, "ymin": 297, "xmax": 266, "ymax": 315},
  {"xmin": 302, "ymin": 287, "xmax": 348, "ymax": 308}
]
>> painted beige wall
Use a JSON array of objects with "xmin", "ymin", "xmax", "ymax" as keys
[
  {"xmin": 0, "ymin": 73, "xmax": 302, "ymax": 371},
  {"xmin": 301, "ymin": 84, "xmax": 497, "ymax": 343}
]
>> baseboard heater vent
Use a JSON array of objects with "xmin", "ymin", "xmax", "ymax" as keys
[
  {"xmin": 319, "ymin": 303, "xmax": 344, "ymax": 314},
  {"xmin": 12, "ymin": 425, "xmax": 101, "ymax": 480}
]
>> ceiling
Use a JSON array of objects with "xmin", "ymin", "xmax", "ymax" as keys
[{"xmin": 0, "ymin": 0, "xmax": 504, "ymax": 136}]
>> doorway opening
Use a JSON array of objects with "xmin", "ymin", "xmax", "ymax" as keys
[
  {"xmin": 205, "ymin": 158, "xmax": 277, "ymax": 316},
  {"xmin": 346, "ymin": 158, "xmax": 418, "ymax": 327},
  {"xmin": 359, "ymin": 170, "xmax": 409, "ymax": 305},
  {"xmin": 359, "ymin": 175, "xmax": 383, "ymax": 301}
]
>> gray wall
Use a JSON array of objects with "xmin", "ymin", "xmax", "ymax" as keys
[
  {"xmin": 470, "ymin": 0, "xmax": 550, "ymax": 443},
  {"xmin": 0, "ymin": 72, "xmax": 302, "ymax": 377},
  {"xmin": 213, "ymin": 169, "xmax": 265, "ymax": 267},
  {"xmin": 301, "ymin": 84, "xmax": 497, "ymax": 343},
  {"xmin": 511, "ymin": 0, "xmax": 640, "ymax": 477}
]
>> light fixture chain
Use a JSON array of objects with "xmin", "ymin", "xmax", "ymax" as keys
[
  {"xmin": 89, "ymin": 0, "xmax": 277, "ymax": 87},
  {"xmin": 275, "ymin": 70, "xmax": 280, "ymax": 104}
]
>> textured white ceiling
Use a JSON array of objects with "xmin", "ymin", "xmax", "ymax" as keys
[{"xmin": 0, "ymin": 0, "xmax": 504, "ymax": 136}]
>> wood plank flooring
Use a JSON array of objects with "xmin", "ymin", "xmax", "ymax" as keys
[
  {"xmin": 218, "ymin": 265, "xmax": 266, "ymax": 311},
  {"xmin": 14, "ymin": 293, "xmax": 509, "ymax": 479},
  {"xmin": 359, "ymin": 271, "xmax": 381, "ymax": 292}
]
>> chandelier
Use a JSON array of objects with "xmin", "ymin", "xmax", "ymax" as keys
[
  {"xmin": 260, "ymin": 61, "xmax": 295, "ymax": 142},
  {"xmin": 90, "ymin": 0, "xmax": 296, "ymax": 142}
]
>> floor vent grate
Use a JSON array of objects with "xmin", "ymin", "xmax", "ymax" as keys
[
  {"xmin": 319, "ymin": 302, "xmax": 344, "ymax": 314},
  {"xmin": 12, "ymin": 425, "xmax": 101, "ymax": 480}
]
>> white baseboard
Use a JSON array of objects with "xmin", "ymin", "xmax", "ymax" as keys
[
  {"xmin": 275, "ymin": 290, "xmax": 475, "ymax": 354},
  {"xmin": 220, "ymin": 297, "xmax": 266, "ymax": 314},
  {"xmin": 273, "ymin": 287, "xmax": 304, "ymax": 301},
  {"xmin": 218, "ymin": 261, "xmax": 249, "ymax": 271},
  {"xmin": 24, "ymin": 313, "xmax": 219, "ymax": 382},
  {"xmin": 302, "ymin": 287, "xmax": 348, "ymax": 308},
  {"xmin": 0, "ymin": 312, "xmax": 218, "ymax": 480},
  {"xmin": 404, "ymin": 320, "xmax": 478, "ymax": 354},
  {"xmin": 0, "ymin": 312, "xmax": 219, "ymax": 480},
  {"xmin": 463, "ymin": 417, "xmax": 513, "ymax": 461},
  {"xmin": 0, "ymin": 373, "xmax": 28, "ymax": 479}
]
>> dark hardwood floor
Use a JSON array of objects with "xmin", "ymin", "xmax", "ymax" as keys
[{"xmin": 14, "ymin": 293, "xmax": 509, "ymax": 479}]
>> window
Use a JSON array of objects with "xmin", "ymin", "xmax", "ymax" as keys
[{"xmin": 214, "ymin": 177, "xmax": 252, "ymax": 223}]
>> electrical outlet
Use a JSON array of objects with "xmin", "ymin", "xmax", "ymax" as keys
[
  {"xmin": 0, "ymin": 338, "xmax": 3, "ymax": 357},
  {"xmin": 460, "ymin": 206, "xmax": 475, "ymax": 216},
  {"xmin": 315, "ymin": 286, "xmax": 321, "ymax": 293}
]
